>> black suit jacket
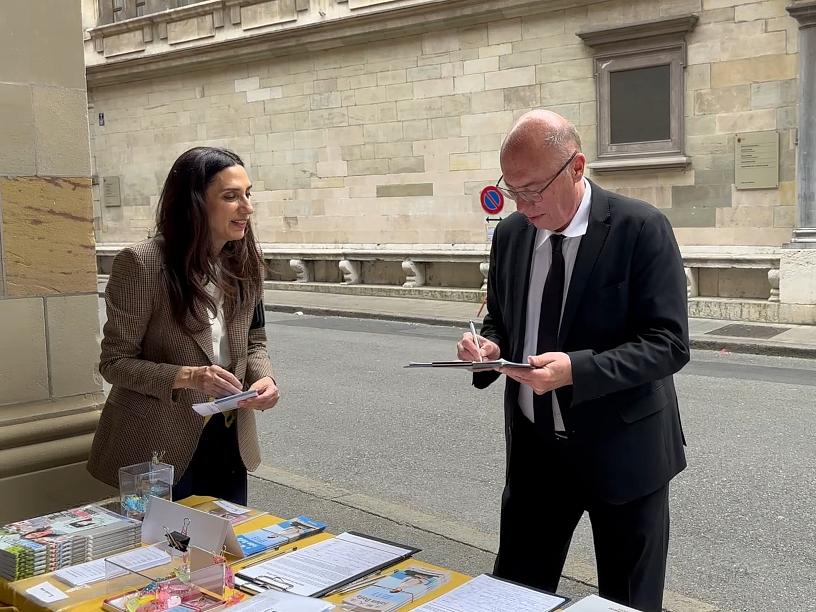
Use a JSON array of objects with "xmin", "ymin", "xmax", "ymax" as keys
[{"xmin": 475, "ymin": 181, "xmax": 689, "ymax": 504}]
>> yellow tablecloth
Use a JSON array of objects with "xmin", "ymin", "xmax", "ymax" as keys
[{"xmin": 1, "ymin": 496, "xmax": 470, "ymax": 612}]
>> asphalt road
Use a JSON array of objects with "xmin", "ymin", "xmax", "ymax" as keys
[{"xmin": 251, "ymin": 313, "xmax": 816, "ymax": 612}]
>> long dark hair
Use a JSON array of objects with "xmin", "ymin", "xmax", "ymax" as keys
[{"xmin": 155, "ymin": 147, "xmax": 263, "ymax": 332}]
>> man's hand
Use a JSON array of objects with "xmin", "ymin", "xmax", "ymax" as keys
[
  {"xmin": 501, "ymin": 352, "xmax": 572, "ymax": 394},
  {"xmin": 457, "ymin": 332, "xmax": 500, "ymax": 362},
  {"xmin": 238, "ymin": 376, "xmax": 280, "ymax": 411}
]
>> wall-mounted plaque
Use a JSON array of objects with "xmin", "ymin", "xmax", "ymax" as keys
[
  {"xmin": 102, "ymin": 176, "xmax": 121, "ymax": 208},
  {"xmin": 735, "ymin": 131, "xmax": 779, "ymax": 190}
]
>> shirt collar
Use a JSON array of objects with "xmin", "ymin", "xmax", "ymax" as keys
[{"xmin": 535, "ymin": 178, "xmax": 592, "ymax": 250}]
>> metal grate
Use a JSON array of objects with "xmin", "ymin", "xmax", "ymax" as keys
[{"xmin": 706, "ymin": 324, "xmax": 790, "ymax": 339}]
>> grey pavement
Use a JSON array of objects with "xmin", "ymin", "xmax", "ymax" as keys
[
  {"xmin": 263, "ymin": 286, "xmax": 816, "ymax": 359},
  {"xmin": 251, "ymin": 313, "xmax": 816, "ymax": 612},
  {"xmin": 94, "ymin": 290, "xmax": 816, "ymax": 610}
]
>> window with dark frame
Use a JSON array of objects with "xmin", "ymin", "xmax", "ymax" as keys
[
  {"xmin": 111, "ymin": 0, "xmax": 124, "ymax": 22},
  {"xmin": 577, "ymin": 15, "xmax": 698, "ymax": 171}
]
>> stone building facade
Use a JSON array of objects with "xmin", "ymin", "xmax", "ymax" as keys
[
  {"xmin": 0, "ymin": 0, "xmax": 115, "ymax": 522},
  {"xmin": 82, "ymin": 0, "xmax": 816, "ymax": 323}
]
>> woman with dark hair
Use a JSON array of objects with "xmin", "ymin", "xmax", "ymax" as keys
[{"xmin": 88, "ymin": 147, "xmax": 279, "ymax": 504}]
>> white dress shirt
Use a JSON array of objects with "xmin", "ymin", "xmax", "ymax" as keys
[{"xmin": 518, "ymin": 179, "xmax": 592, "ymax": 430}]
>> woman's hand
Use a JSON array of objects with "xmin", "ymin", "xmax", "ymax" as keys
[
  {"xmin": 238, "ymin": 376, "xmax": 280, "ymax": 412},
  {"xmin": 175, "ymin": 365, "xmax": 242, "ymax": 397}
]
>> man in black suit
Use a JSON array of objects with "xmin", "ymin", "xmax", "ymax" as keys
[{"xmin": 457, "ymin": 110, "xmax": 688, "ymax": 611}]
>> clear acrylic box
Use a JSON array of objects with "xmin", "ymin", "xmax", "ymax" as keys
[{"xmin": 118, "ymin": 462, "xmax": 174, "ymax": 520}]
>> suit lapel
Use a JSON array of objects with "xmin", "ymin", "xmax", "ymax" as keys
[
  {"xmin": 511, "ymin": 221, "xmax": 537, "ymax": 361},
  {"xmin": 558, "ymin": 182, "xmax": 611, "ymax": 348},
  {"xmin": 185, "ymin": 303, "xmax": 216, "ymax": 364}
]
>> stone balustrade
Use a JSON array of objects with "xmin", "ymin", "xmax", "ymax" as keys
[
  {"xmin": 681, "ymin": 246, "xmax": 781, "ymax": 303},
  {"xmin": 97, "ymin": 243, "xmax": 783, "ymax": 303},
  {"xmin": 259, "ymin": 244, "xmax": 491, "ymax": 289}
]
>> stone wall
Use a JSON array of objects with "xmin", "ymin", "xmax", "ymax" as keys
[
  {"xmin": 86, "ymin": 0, "xmax": 800, "ymax": 251},
  {"xmin": 0, "ymin": 0, "xmax": 114, "ymax": 522}
]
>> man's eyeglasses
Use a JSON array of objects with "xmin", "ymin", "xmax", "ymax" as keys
[{"xmin": 496, "ymin": 151, "xmax": 578, "ymax": 203}]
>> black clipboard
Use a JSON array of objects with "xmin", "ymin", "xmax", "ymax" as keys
[
  {"xmin": 235, "ymin": 531, "xmax": 420, "ymax": 598},
  {"xmin": 485, "ymin": 574, "xmax": 569, "ymax": 611}
]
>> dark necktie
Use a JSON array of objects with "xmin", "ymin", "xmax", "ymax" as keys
[{"xmin": 533, "ymin": 234, "xmax": 565, "ymax": 434}]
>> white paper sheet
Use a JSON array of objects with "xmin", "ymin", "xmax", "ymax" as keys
[
  {"xmin": 213, "ymin": 499, "xmax": 251, "ymax": 515},
  {"xmin": 226, "ymin": 588, "xmax": 334, "ymax": 612},
  {"xmin": 235, "ymin": 532, "xmax": 413, "ymax": 597},
  {"xmin": 564, "ymin": 594, "xmax": 643, "ymax": 611},
  {"xmin": 26, "ymin": 582, "xmax": 68, "ymax": 604},
  {"xmin": 411, "ymin": 574, "xmax": 565, "ymax": 612},
  {"xmin": 192, "ymin": 390, "xmax": 258, "ymax": 416}
]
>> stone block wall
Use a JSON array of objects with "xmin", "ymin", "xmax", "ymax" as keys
[
  {"xmin": 87, "ymin": 0, "xmax": 799, "ymax": 251},
  {"xmin": 0, "ymin": 0, "xmax": 114, "ymax": 522}
]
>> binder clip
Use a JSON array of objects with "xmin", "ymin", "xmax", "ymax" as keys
[{"xmin": 164, "ymin": 518, "xmax": 191, "ymax": 552}]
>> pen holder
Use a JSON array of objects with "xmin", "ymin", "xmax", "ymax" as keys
[{"xmin": 119, "ymin": 462, "xmax": 174, "ymax": 520}]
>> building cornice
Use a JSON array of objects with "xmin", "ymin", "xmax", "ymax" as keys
[
  {"xmin": 86, "ymin": 0, "xmax": 601, "ymax": 87},
  {"xmin": 787, "ymin": 1, "xmax": 816, "ymax": 27},
  {"xmin": 576, "ymin": 14, "xmax": 699, "ymax": 47}
]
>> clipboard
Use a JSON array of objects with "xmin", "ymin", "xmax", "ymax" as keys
[
  {"xmin": 405, "ymin": 359, "xmax": 533, "ymax": 370},
  {"xmin": 235, "ymin": 532, "xmax": 420, "ymax": 598},
  {"xmin": 314, "ymin": 532, "xmax": 419, "ymax": 598},
  {"xmin": 486, "ymin": 573, "xmax": 569, "ymax": 609},
  {"xmin": 141, "ymin": 496, "xmax": 246, "ymax": 558},
  {"xmin": 411, "ymin": 573, "xmax": 568, "ymax": 612}
]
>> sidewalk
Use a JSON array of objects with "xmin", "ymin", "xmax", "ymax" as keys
[{"xmin": 263, "ymin": 287, "xmax": 816, "ymax": 359}]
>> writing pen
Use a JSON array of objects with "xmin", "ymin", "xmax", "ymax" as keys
[{"xmin": 469, "ymin": 320, "xmax": 483, "ymax": 362}]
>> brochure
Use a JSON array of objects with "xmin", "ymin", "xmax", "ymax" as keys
[
  {"xmin": 236, "ymin": 516, "xmax": 326, "ymax": 557},
  {"xmin": 340, "ymin": 565, "xmax": 450, "ymax": 611}
]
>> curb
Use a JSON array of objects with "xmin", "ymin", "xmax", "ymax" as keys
[{"xmin": 265, "ymin": 304, "xmax": 816, "ymax": 360}]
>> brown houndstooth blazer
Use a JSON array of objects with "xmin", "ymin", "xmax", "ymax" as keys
[{"xmin": 88, "ymin": 238, "xmax": 274, "ymax": 488}]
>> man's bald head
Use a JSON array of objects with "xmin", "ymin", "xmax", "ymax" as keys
[
  {"xmin": 500, "ymin": 110, "xmax": 582, "ymax": 163},
  {"xmin": 498, "ymin": 110, "xmax": 586, "ymax": 232}
]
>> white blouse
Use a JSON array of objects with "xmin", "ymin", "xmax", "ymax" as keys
[{"xmin": 205, "ymin": 282, "xmax": 230, "ymax": 366}]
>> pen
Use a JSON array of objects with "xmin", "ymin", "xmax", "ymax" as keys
[{"xmin": 469, "ymin": 320, "xmax": 483, "ymax": 362}]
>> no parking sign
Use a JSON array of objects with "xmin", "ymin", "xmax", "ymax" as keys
[{"xmin": 480, "ymin": 185, "xmax": 504, "ymax": 215}]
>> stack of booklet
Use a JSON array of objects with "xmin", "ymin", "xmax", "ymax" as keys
[{"xmin": 0, "ymin": 505, "xmax": 140, "ymax": 581}]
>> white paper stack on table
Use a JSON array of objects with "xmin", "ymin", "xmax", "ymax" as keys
[
  {"xmin": 54, "ymin": 545, "xmax": 172, "ymax": 587},
  {"xmin": 0, "ymin": 505, "xmax": 141, "ymax": 581},
  {"xmin": 226, "ymin": 589, "xmax": 334, "ymax": 612},
  {"xmin": 565, "ymin": 594, "xmax": 644, "ymax": 611},
  {"xmin": 411, "ymin": 574, "xmax": 566, "ymax": 612}
]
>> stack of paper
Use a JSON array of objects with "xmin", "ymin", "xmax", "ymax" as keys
[
  {"xmin": 188, "ymin": 498, "xmax": 268, "ymax": 528},
  {"xmin": 227, "ymin": 589, "xmax": 334, "ymax": 612},
  {"xmin": 54, "ymin": 546, "xmax": 172, "ymax": 587},
  {"xmin": 0, "ymin": 505, "xmax": 141, "ymax": 581},
  {"xmin": 411, "ymin": 574, "xmax": 566, "ymax": 612},
  {"xmin": 565, "ymin": 594, "xmax": 644, "ymax": 611}
]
